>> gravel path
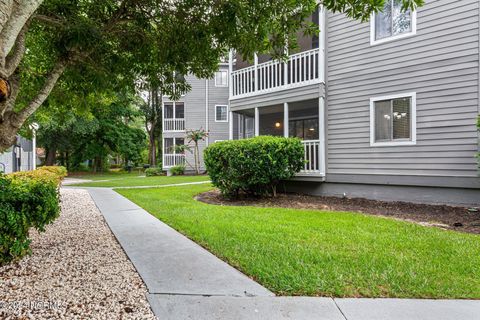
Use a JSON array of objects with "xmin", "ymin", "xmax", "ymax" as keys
[{"xmin": 0, "ymin": 189, "xmax": 156, "ymax": 319}]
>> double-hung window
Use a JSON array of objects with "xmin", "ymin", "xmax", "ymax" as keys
[
  {"xmin": 371, "ymin": 0, "xmax": 416, "ymax": 45},
  {"xmin": 215, "ymin": 105, "xmax": 228, "ymax": 122},
  {"xmin": 214, "ymin": 70, "xmax": 228, "ymax": 87},
  {"xmin": 370, "ymin": 93, "xmax": 416, "ymax": 146}
]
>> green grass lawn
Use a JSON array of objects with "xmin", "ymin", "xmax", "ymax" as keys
[
  {"xmin": 117, "ymin": 184, "xmax": 480, "ymax": 299},
  {"xmin": 69, "ymin": 172, "xmax": 209, "ymax": 187}
]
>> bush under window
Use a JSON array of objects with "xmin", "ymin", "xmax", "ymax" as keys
[{"xmin": 204, "ymin": 136, "xmax": 304, "ymax": 198}]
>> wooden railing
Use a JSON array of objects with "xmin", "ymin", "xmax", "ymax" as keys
[
  {"xmin": 231, "ymin": 48, "xmax": 320, "ymax": 98},
  {"xmin": 163, "ymin": 118, "xmax": 185, "ymax": 132},
  {"xmin": 163, "ymin": 154, "xmax": 185, "ymax": 168},
  {"xmin": 300, "ymin": 140, "xmax": 321, "ymax": 175}
]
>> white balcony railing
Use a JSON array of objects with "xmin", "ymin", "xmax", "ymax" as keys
[
  {"xmin": 231, "ymin": 48, "xmax": 320, "ymax": 99},
  {"xmin": 163, "ymin": 154, "xmax": 185, "ymax": 168},
  {"xmin": 300, "ymin": 140, "xmax": 321, "ymax": 175},
  {"xmin": 164, "ymin": 118, "xmax": 185, "ymax": 132}
]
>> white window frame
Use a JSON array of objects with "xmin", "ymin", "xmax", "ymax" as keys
[
  {"xmin": 214, "ymin": 70, "xmax": 228, "ymax": 87},
  {"xmin": 370, "ymin": 3, "xmax": 417, "ymax": 46},
  {"xmin": 370, "ymin": 92, "xmax": 416, "ymax": 147},
  {"xmin": 215, "ymin": 105, "xmax": 229, "ymax": 122}
]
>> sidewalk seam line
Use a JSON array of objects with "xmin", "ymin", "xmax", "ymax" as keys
[{"xmin": 333, "ymin": 298, "xmax": 348, "ymax": 320}]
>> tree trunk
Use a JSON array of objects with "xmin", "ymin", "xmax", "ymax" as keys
[
  {"xmin": 0, "ymin": 112, "xmax": 17, "ymax": 152},
  {"xmin": 0, "ymin": 59, "xmax": 68, "ymax": 152},
  {"xmin": 93, "ymin": 156, "xmax": 103, "ymax": 173},
  {"xmin": 45, "ymin": 147, "xmax": 56, "ymax": 166},
  {"xmin": 148, "ymin": 131, "xmax": 156, "ymax": 166},
  {"xmin": 194, "ymin": 142, "xmax": 200, "ymax": 175}
]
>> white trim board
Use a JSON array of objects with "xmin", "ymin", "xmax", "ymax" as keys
[
  {"xmin": 369, "ymin": 92, "xmax": 417, "ymax": 147},
  {"xmin": 370, "ymin": 6, "xmax": 417, "ymax": 46},
  {"xmin": 214, "ymin": 105, "xmax": 229, "ymax": 122}
]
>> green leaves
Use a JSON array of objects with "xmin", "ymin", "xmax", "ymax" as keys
[
  {"xmin": 204, "ymin": 136, "xmax": 304, "ymax": 198},
  {"xmin": 0, "ymin": 172, "xmax": 61, "ymax": 265},
  {"xmin": 321, "ymin": 0, "xmax": 423, "ymax": 22}
]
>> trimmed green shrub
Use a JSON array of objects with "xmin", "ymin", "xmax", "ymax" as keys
[
  {"xmin": 0, "ymin": 167, "xmax": 64, "ymax": 265},
  {"xmin": 38, "ymin": 166, "xmax": 68, "ymax": 178},
  {"xmin": 11, "ymin": 166, "xmax": 67, "ymax": 184},
  {"xmin": 170, "ymin": 164, "xmax": 185, "ymax": 176},
  {"xmin": 145, "ymin": 167, "xmax": 164, "ymax": 177},
  {"xmin": 204, "ymin": 136, "xmax": 304, "ymax": 198}
]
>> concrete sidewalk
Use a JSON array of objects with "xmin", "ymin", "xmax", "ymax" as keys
[{"xmin": 86, "ymin": 188, "xmax": 480, "ymax": 320}]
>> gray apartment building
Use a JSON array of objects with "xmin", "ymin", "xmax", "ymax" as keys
[
  {"xmin": 0, "ymin": 135, "xmax": 37, "ymax": 174},
  {"xmin": 161, "ymin": 64, "xmax": 230, "ymax": 172},
  {"xmin": 163, "ymin": 0, "xmax": 480, "ymax": 205}
]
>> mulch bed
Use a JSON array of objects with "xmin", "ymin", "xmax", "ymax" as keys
[{"xmin": 196, "ymin": 189, "xmax": 480, "ymax": 234}]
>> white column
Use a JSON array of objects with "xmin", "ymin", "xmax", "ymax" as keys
[
  {"xmin": 172, "ymin": 102, "xmax": 176, "ymax": 131},
  {"xmin": 161, "ymin": 137, "xmax": 165, "ymax": 170},
  {"xmin": 319, "ymin": 96, "xmax": 326, "ymax": 176},
  {"xmin": 32, "ymin": 129, "xmax": 37, "ymax": 170},
  {"xmin": 319, "ymin": 5, "xmax": 326, "ymax": 84},
  {"xmin": 284, "ymin": 47, "xmax": 288, "ymax": 86},
  {"xmin": 161, "ymin": 100, "xmax": 165, "ymax": 132},
  {"xmin": 229, "ymin": 111, "xmax": 233, "ymax": 140},
  {"xmin": 254, "ymin": 53, "xmax": 258, "ymax": 92},
  {"xmin": 254, "ymin": 107, "xmax": 259, "ymax": 136},
  {"xmin": 283, "ymin": 102, "xmax": 289, "ymax": 137},
  {"xmin": 205, "ymin": 80, "xmax": 209, "ymax": 146},
  {"xmin": 228, "ymin": 50, "xmax": 233, "ymax": 99},
  {"xmin": 319, "ymin": 5, "xmax": 327, "ymax": 176}
]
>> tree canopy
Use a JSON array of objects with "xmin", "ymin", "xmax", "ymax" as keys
[
  {"xmin": 0, "ymin": 0, "xmax": 423, "ymax": 152},
  {"xmin": 36, "ymin": 90, "xmax": 146, "ymax": 171}
]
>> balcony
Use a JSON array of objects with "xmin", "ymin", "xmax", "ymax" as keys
[
  {"xmin": 300, "ymin": 140, "xmax": 321, "ymax": 175},
  {"xmin": 231, "ymin": 99, "xmax": 324, "ymax": 177},
  {"xmin": 231, "ymin": 48, "xmax": 320, "ymax": 99},
  {"xmin": 163, "ymin": 102, "xmax": 185, "ymax": 132},
  {"xmin": 163, "ymin": 118, "xmax": 185, "ymax": 132},
  {"xmin": 163, "ymin": 154, "xmax": 185, "ymax": 168}
]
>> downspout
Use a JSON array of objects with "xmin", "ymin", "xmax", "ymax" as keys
[
  {"xmin": 319, "ymin": 5, "xmax": 327, "ymax": 176},
  {"xmin": 205, "ymin": 79, "xmax": 209, "ymax": 146},
  {"xmin": 478, "ymin": 5, "xmax": 480, "ymax": 156},
  {"xmin": 228, "ymin": 50, "xmax": 234, "ymax": 140}
]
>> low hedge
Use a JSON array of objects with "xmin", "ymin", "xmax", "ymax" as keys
[
  {"xmin": 204, "ymin": 136, "xmax": 304, "ymax": 198},
  {"xmin": 9, "ymin": 165, "xmax": 67, "ymax": 184},
  {"xmin": 0, "ymin": 166, "xmax": 66, "ymax": 265},
  {"xmin": 170, "ymin": 164, "xmax": 185, "ymax": 176},
  {"xmin": 145, "ymin": 167, "xmax": 163, "ymax": 177}
]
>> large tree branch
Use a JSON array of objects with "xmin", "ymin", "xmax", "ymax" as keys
[
  {"xmin": 4, "ymin": 71, "xmax": 19, "ymax": 112},
  {"xmin": 0, "ymin": 70, "xmax": 18, "ymax": 118},
  {"xmin": 14, "ymin": 58, "xmax": 68, "ymax": 127},
  {"xmin": 0, "ymin": 0, "xmax": 13, "ymax": 34},
  {"xmin": 0, "ymin": 0, "xmax": 42, "ymax": 67},
  {"xmin": 3, "ymin": 21, "xmax": 28, "ymax": 77}
]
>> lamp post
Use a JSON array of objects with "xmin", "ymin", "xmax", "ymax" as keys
[
  {"xmin": 30, "ymin": 123, "xmax": 39, "ymax": 170},
  {"xmin": 146, "ymin": 121, "xmax": 155, "ymax": 167}
]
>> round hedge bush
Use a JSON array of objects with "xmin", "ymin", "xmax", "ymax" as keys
[{"xmin": 204, "ymin": 136, "xmax": 304, "ymax": 198}]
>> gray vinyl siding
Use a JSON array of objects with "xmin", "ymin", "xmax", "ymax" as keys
[
  {"xmin": 0, "ymin": 136, "xmax": 35, "ymax": 173},
  {"xmin": 326, "ymin": 0, "xmax": 480, "ymax": 180},
  {"xmin": 163, "ymin": 68, "xmax": 229, "ymax": 170},
  {"xmin": 208, "ymin": 65, "xmax": 230, "ymax": 143}
]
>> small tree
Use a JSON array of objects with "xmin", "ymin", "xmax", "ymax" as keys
[
  {"xmin": 138, "ymin": 86, "xmax": 162, "ymax": 167},
  {"xmin": 185, "ymin": 128, "xmax": 208, "ymax": 175}
]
